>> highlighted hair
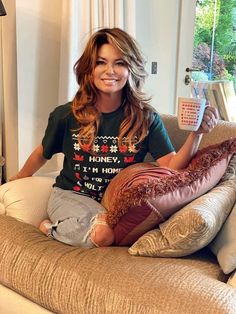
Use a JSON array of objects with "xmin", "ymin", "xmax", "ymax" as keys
[{"xmin": 72, "ymin": 28, "xmax": 155, "ymax": 151}]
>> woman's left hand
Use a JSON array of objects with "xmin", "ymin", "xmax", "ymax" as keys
[{"xmin": 196, "ymin": 105, "xmax": 219, "ymax": 134}]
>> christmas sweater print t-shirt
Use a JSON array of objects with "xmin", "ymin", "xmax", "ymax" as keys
[{"xmin": 42, "ymin": 103, "xmax": 174, "ymax": 202}]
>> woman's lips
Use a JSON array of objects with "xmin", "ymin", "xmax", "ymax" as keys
[{"xmin": 102, "ymin": 79, "xmax": 118, "ymax": 85}]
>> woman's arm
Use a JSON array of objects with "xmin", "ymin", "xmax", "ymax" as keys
[
  {"xmin": 157, "ymin": 132, "xmax": 203, "ymax": 169},
  {"xmin": 157, "ymin": 106, "xmax": 219, "ymax": 170},
  {"xmin": 9, "ymin": 144, "xmax": 47, "ymax": 181}
]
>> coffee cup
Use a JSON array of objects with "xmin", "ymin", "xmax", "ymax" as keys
[{"xmin": 177, "ymin": 97, "xmax": 206, "ymax": 131}]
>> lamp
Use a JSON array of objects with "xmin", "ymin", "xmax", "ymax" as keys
[{"xmin": 0, "ymin": 0, "xmax": 6, "ymax": 16}]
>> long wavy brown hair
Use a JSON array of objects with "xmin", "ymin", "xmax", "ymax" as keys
[{"xmin": 72, "ymin": 27, "xmax": 155, "ymax": 151}]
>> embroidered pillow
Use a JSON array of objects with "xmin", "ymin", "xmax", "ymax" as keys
[
  {"xmin": 102, "ymin": 138, "xmax": 236, "ymax": 246},
  {"xmin": 128, "ymin": 178, "xmax": 236, "ymax": 257}
]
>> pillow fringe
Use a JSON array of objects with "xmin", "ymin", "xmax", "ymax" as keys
[{"xmin": 107, "ymin": 138, "xmax": 236, "ymax": 226}]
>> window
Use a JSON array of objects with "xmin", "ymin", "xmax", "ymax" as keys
[{"xmin": 192, "ymin": 0, "xmax": 236, "ymax": 93}]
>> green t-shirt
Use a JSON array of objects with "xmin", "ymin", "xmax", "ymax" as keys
[{"xmin": 42, "ymin": 102, "xmax": 174, "ymax": 202}]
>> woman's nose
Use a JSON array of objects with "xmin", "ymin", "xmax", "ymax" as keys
[{"xmin": 105, "ymin": 63, "xmax": 115, "ymax": 73}]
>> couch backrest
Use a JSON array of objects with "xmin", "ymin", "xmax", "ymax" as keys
[{"xmin": 160, "ymin": 113, "xmax": 236, "ymax": 151}]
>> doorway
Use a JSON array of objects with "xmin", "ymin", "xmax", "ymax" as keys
[{"xmin": 176, "ymin": 0, "xmax": 236, "ymax": 121}]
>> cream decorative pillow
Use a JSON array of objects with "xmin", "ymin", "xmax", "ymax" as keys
[
  {"xmin": 210, "ymin": 202, "xmax": 236, "ymax": 274},
  {"xmin": 209, "ymin": 155, "xmax": 236, "ymax": 274},
  {"xmin": 227, "ymin": 269, "xmax": 236, "ymax": 288},
  {"xmin": 128, "ymin": 178, "xmax": 236, "ymax": 257},
  {"xmin": 0, "ymin": 176, "xmax": 54, "ymax": 227}
]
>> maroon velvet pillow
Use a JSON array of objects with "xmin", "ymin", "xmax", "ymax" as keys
[{"xmin": 101, "ymin": 138, "xmax": 236, "ymax": 246}]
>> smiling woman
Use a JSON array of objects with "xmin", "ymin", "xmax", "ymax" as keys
[
  {"xmin": 72, "ymin": 28, "xmax": 153, "ymax": 151},
  {"xmin": 10, "ymin": 27, "xmax": 218, "ymax": 249}
]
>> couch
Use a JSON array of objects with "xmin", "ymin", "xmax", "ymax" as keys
[{"xmin": 0, "ymin": 114, "xmax": 236, "ymax": 314}]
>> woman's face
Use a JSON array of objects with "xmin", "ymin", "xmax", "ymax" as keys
[{"xmin": 92, "ymin": 43, "xmax": 129, "ymax": 97}]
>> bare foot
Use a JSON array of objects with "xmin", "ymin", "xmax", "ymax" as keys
[
  {"xmin": 90, "ymin": 214, "xmax": 114, "ymax": 247},
  {"xmin": 39, "ymin": 219, "xmax": 52, "ymax": 235}
]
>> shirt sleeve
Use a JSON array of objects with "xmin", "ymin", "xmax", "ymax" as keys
[
  {"xmin": 42, "ymin": 105, "xmax": 68, "ymax": 159},
  {"xmin": 148, "ymin": 112, "xmax": 175, "ymax": 160}
]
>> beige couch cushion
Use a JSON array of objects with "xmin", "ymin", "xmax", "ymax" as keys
[
  {"xmin": 0, "ymin": 215, "xmax": 236, "ymax": 314},
  {"xmin": 160, "ymin": 114, "xmax": 236, "ymax": 151}
]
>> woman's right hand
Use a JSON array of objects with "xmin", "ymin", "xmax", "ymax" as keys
[
  {"xmin": 9, "ymin": 173, "xmax": 28, "ymax": 181},
  {"xmin": 8, "ymin": 144, "xmax": 47, "ymax": 182}
]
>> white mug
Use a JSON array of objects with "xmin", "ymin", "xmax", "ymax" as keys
[{"xmin": 177, "ymin": 97, "xmax": 206, "ymax": 131}]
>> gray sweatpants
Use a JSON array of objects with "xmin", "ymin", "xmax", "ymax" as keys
[{"xmin": 47, "ymin": 187, "xmax": 106, "ymax": 248}]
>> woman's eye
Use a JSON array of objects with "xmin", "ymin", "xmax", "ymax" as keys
[
  {"xmin": 116, "ymin": 61, "xmax": 126, "ymax": 66},
  {"xmin": 96, "ymin": 60, "xmax": 105, "ymax": 65}
]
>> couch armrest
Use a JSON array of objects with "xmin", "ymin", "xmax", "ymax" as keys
[{"xmin": 0, "ymin": 176, "xmax": 54, "ymax": 227}]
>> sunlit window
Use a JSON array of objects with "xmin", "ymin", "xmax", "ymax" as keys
[{"xmin": 192, "ymin": 0, "xmax": 236, "ymax": 93}]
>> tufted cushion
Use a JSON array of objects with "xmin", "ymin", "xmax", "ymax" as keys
[{"xmin": 102, "ymin": 138, "xmax": 236, "ymax": 246}]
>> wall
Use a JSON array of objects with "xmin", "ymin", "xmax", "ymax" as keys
[
  {"xmin": 135, "ymin": 0, "xmax": 180, "ymax": 114},
  {"xmin": 16, "ymin": 0, "xmax": 62, "ymax": 174},
  {"xmin": 2, "ymin": 0, "xmax": 62, "ymax": 180}
]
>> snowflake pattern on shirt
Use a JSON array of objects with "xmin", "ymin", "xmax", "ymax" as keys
[{"xmin": 71, "ymin": 133, "xmax": 137, "ymax": 201}]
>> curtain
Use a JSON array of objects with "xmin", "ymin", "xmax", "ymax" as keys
[
  {"xmin": 0, "ymin": 20, "xmax": 3, "ymax": 158},
  {"xmin": 0, "ymin": 19, "xmax": 4, "ymax": 182},
  {"xmin": 0, "ymin": 0, "xmax": 18, "ymax": 181},
  {"xmin": 58, "ymin": 0, "xmax": 135, "ymax": 104}
]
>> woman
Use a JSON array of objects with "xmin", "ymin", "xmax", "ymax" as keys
[{"xmin": 10, "ymin": 28, "xmax": 218, "ymax": 247}]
